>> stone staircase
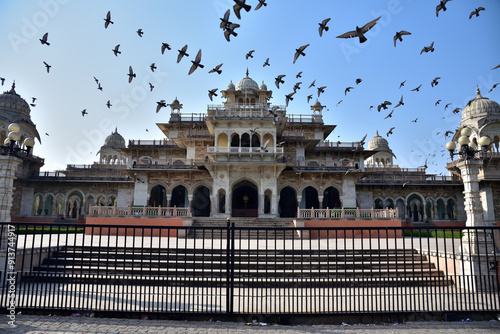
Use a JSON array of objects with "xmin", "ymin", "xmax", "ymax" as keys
[{"xmin": 188, "ymin": 217, "xmax": 299, "ymax": 239}]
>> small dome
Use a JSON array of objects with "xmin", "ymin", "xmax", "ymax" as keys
[
  {"xmin": 0, "ymin": 83, "xmax": 31, "ymax": 119},
  {"xmin": 103, "ymin": 128, "xmax": 125, "ymax": 148},
  {"xmin": 259, "ymin": 81, "xmax": 268, "ymax": 91},
  {"xmin": 172, "ymin": 97, "xmax": 180, "ymax": 105},
  {"xmin": 312, "ymin": 100, "xmax": 322, "ymax": 107},
  {"xmin": 227, "ymin": 80, "xmax": 235, "ymax": 90},
  {"xmin": 367, "ymin": 130, "xmax": 390, "ymax": 151},
  {"xmin": 235, "ymin": 70, "xmax": 259, "ymax": 92},
  {"xmin": 461, "ymin": 88, "xmax": 500, "ymax": 123}
]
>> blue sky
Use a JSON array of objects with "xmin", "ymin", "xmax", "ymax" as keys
[{"xmin": 0, "ymin": 0, "xmax": 499, "ymax": 174}]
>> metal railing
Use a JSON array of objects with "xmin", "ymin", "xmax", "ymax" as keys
[
  {"xmin": 88, "ymin": 205, "xmax": 191, "ymax": 217},
  {"xmin": 297, "ymin": 207, "xmax": 399, "ymax": 219},
  {"xmin": 1, "ymin": 222, "xmax": 499, "ymax": 318}
]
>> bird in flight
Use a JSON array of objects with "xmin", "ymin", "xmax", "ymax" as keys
[
  {"xmin": 224, "ymin": 23, "xmax": 240, "ymax": 42},
  {"xmin": 377, "ymin": 101, "xmax": 392, "ymax": 112},
  {"xmin": 345, "ymin": 86, "xmax": 354, "ymax": 95},
  {"xmin": 112, "ymin": 44, "xmax": 121, "ymax": 56},
  {"xmin": 384, "ymin": 110, "xmax": 394, "ymax": 119},
  {"xmin": 296, "ymin": 72, "xmax": 302, "ymax": 78},
  {"xmin": 149, "ymin": 83, "xmax": 154, "ymax": 91},
  {"xmin": 220, "ymin": 9, "xmax": 231, "ymax": 29},
  {"xmin": 431, "ymin": 77, "xmax": 441, "ymax": 87},
  {"xmin": 161, "ymin": 43, "xmax": 171, "ymax": 54},
  {"xmin": 156, "ymin": 100, "xmax": 167, "ymax": 113},
  {"xmin": 177, "ymin": 45, "xmax": 189, "ymax": 63},
  {"xmin": 307, "ymin": 95, "xmax": 313, "ymax": 103},
  {"xmin": 393, "ymin": 30, "xmax": 411, "ymax": 47},
  {"xmin": 136, "ymin": 29, "xmax": 144, "ymax": 37},
  {"xmin": 209, "ymin": 63, "xmax": 223, "ymax": 74},
  {"xmin": 394, "ymin": 95, "xmax": 404, "ymax": 108},
  {"xmin": 308, "ymin": 79, "xmax": 316, "ymax": 89},
  {"xmin": 257, "ymin": 139, "xmax": 270, "ymax": 152},
  {"xmin": 208, "ymin": 88, "xmax": 218, "ymax": 101},
  {"xmin": 40, "ymin": 32, "xmax": 50, "ymax": 46},
  {"xmin": 411, "ymin": 84, "xmax": 422, "ymax": 92},
  {"xmin": 104, "ymin": 11, "xmax": 113, "ymax": 28},
  {"xmin": 293, "ymin": 82, "xmax": 302, "ymax": 92},
  {"xmin": 150, "ymin": 63, "xmax": 157, "ymax": 72},
  {"xmin": 336, "ymin": 100, "xmax": 343, "ymax": 107},
  {"xmin": 411, "ymin": 118, "xmax": 418, "ymax": 123},
  {"xmin": 188, "ymin": 49, "xmax": 204, "ymax": 75},
  {"xmin": 97, "ymin": 83, "xmax": 103, "ymax": 91},
  {"xmin": 32, "ymin": 97, "xmax": 37, "ymax": 103},
  {"xmin": 43, "ymin": 61, "xmax": 51, "ymax": 73},
  {"xmin": 317, "ymin": 86, "xmax": 326, "ymax": 97},
  {"xmin": 263, "ymin": 58, "xmax": 270, "ymax": 67},
  {"xmin": 285, "ymin": 92, "xmax": 296, "ymax": 107},
  {"xmin": 399, "ymin": 80, "xmax": 406, "ymax": 89},
  {"xmin": 245, "ymin": 50, "xmax": 255, "ymax": 59},
  {"xmin": 444, "ymin": 103, "xmax": 452, "ymax": 110},
  {"xmin": 127, "ymin": 66, "xmax": 136, "ymax": 83},
  {"xmin": 275, "ymin": 75, "xmax": 285, "ymax": 89},
  {"xmin": 81, "ymin": 109, "xmax": 88, "ymax": 117},
  {"xmin": 420, "ymin": 42, "xmax": 435, "ymax": 54},
  {"xmin": 452, "ymin": 107, "xmax": 461, "ymax": 114},
  {"xmin": 386, "ymin": 127, "xmax": 395, "ymax": 137},
  {"xmin": 436, "ymin": 0, "xmax": 452, "ymax": 17},
  {"xmin": 0, "ymin": 77, "xmax": 4, "ymax": 86},
  {"xmin": 233, "ymin": 0, "xmax": 251, "ymax": 19},
  {"xmin": 318, "ymin": 18, "xmax": 331, "ymax": 37},
  {"xmin": 355, "ymin": 78, "xmax": 362, "ymax": 85},
  {"xmin": 336, "ymin": 16, "xmax": 381, "ymax": 43},
  {"xmin": 106, "ymin": 100, "xmax": 112, "ymax": 109},
  {"xmin": 293, "ymin": 44, "xmax": 310, "ymax": 64},
  {"xmin": 255, "ymin": 0, "xmax": 267, "ymax": 10},
  {"xmin": 418, "ymin": 159, "xmax": 428, "ymax": 169},
  {"xmin": 444, "ymin": 130, "xmax": 454, "ymax": 138},
  {"xmin": 488, "ymin": 83, "xmax": 499, "ymax": 93},
  {"xmin": 492, "ymin": 64, "xmax": 500, "ymax": 70},
  {"xmin": 435, "ymin": 100, "xmax": 442, "ymax": 106},
  {"xmin": 469, "ymin": 7, "xmax": 485, "ymax": 19}
]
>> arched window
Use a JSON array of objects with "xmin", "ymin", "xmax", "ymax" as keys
[{"xmin": 230, "ymin": 133, "xmax": 240, "ymax": 147}]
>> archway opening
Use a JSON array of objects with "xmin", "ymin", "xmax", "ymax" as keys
[
  {"xmin": 279, "ymin": 187, "xmax": 297, "ymax": 218},
  {"xmin": 171, "ymin": 185, "xmax": 188, "ymax": 207},
  {"xmin": 149, "ymin": 185, "xmax": 167, "ymax": 207},
  {"xmin": 446, "ymin": 199, "xmax": 456, "ymax": 220},
  {"xmin": 193, "ymin": 186, "xmax": 211, "ymax": 217},
  {"xmin": 44, "ymin": 195, "xmax": 54, "ymax": 215},
  {"xmin": 437, "ymin": 199, "xmax": 446, "ymax": 219},
  {"xmin": 302, "ymin": 186, "xmax": 319, "ymax": 209},
  {"xmin": 407, "ymin": 194, "xmax": 423, "ymax": 222},
  {"xmin": 232, "ymin": 180, "xmax": 258, "ymax": 217},
  {"xmin": 323, "ymin": 187, "xmax": 341, "ymax": 208}
]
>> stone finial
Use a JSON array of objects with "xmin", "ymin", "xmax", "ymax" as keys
[
  {"xmin": 477, "ymin": 85, "xmax": 481, "ymax": 96},
  {"xmin": 246, "ymin": 68, "xmax": 249, "ymax": 77}
]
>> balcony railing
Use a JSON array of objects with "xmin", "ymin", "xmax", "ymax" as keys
[
  {"xmin": 207, "ymin": 146, "xmax": 284, "ymax": 154},
  {"xmin": 128, "ymin": 139, "xmax": 177, "ymax": 147},
  {"xmin": 207, "ymin": 104, "xmax": 285, "ymax": 118},
  {"xmin": 298, "ymin": 207, "xmax": 399, "ymax": 219},
  {"xmin": 89, "ymin": 205, "xmax": 191, "ymax": 217}
]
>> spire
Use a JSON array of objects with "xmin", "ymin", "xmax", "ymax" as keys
[
  {"xmin": 246, "ymin": 68, "xmax": 249, "ymax": 77},
  {"xmin": 477, "ymin": 85, "xmax": 481, "ymax": 96},
  {"xmin": 376, "ymin": 130, "xmax": 379, "ymax": 136}
]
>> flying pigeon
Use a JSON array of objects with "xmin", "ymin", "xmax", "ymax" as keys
[
  {"xmin": 345, "ymin": 86, "xmax": 354, "ymax": 95},
  {"xmin": 293, "ymin": 82, "xmax": 302, "ymax": 92},
  {"xmin": 435, "ymin": 99, "xmax": 442, "ymax": 106},
  {"xmin": 411, "ymin": 84, "xmax": 422, "ymax": 92},
  {"xmin": 263, "ymin": 58, "xmax": 270, "ymax": 67},
  {"xmin": 246, "ymin": 50, "xmax": 255, "ymax": 59},
  {"xmin": 161, "ymin": 43, "xmax": 171, "ymax": 54},
  {"xmin": 188, "ymin": 49, "xmax": 204, "ymax": 75},
  {"xmin": 0, "ymin": 77, "xmax": 4, "ymax": 85},
  {"xmin": 431, "ymin": 77, "xmax": 441, "ymax": 87},
  {"xmin": 275, "ymin": 75, "xmax": 285, "ymax": 89},
  {"xmin": 233, "ymin": 0, "xmax": 251, "ymax": 20},
  {"xmin": 317, "ymin": 86, "xmax": 326, "ymax": 97},
  {"xmin": 420, "ymin": 41, "xmax": 435, "ymax": 54},
  {"xmin": 208, "ymin": 88, "xmax": 218, "ymax": 101},
  {"xmin": 209, "ymin": 63, "xmax": 223, "ymax": 74},
  {"xmin": 307, "ymin": 94, "xmax": 313, "ymax": 103},
  {"xmin": 394, "ymin": 95, "xmax": 404, "ymax": 108},
  {"xmin": 293, "ymin": 44, "xmax": 310, "ymax": 64},
  {"xmin": 336, "ymin": 100, "xmax": 343, "ymax": 107},
  {"xmin": 355, "ymin": 78, "xmax": 362, "ymax": 85},
  {"xmin": 492, "ymin": 64, "xmax": 500, "ymax": 70},
  {"xmin": 393, "ymin": 30, "xmax": 411, "ymax": 47},
  {"xmin": 452, "ymin": 107, "xmax": 461, "ymax": 114},
  {"xmin": 318, "ymin": 18, "xmax": 331, "ymax": 37},
  {"xmin": 257, "ymin": 139, "xmax": 270, "ymax": 152},
  {"xmin": 444, "ymin": 130, "xmax": 454, "ymax": 138},
  {"xmin": 336, "ymin": 16, "xmax": 381, "ymax": 43},
  {"xmin": 224, "ymin": 23, "xmax": 240, "ymax": 41},
  {"xmin": 177, "ymin": 45, "xmax": 189, "ymax": 63},
  {"xmin": 308, "ymin": 80, "xmax": 316, "ymax": 88},
  {"xmin": 32, "ymin": 97, "xmax": 37, "ymax": 103},
  {"xmin": 255, "ymin": 0, "xmax": 267, "ymax": 10},
  {"xmin": 43, "ymin": 61, "xmax": 51, "ymax": 73},
  {"xmin": 97, "ymin": 83, "xmax": 103, "ymax": 91},
  {"xmin": 136, "ymin": 29, "xmax": 143, "ymax": 37},
  {"xmin": 386, "ymin": 127, "xmax": 395, "ymax": 137},
  {"xmin": 127, "ymin": 66, "xmax": 136, "ymax": 83},
  {"xmin": 469, "ymin": 7, "xmax": 485, "ymax": 19},
  {"xmin": 81, "ymin": 109, "xmax": 88, "ymax": 117},
  {"xmin": 384, "ymin": 110, "xmax": 394, "ymax": 119},
  {"xmin": 156, "ymin": 100, "xmax": 167, "ymax": 113},
  {"xmin": 285, "ymin": 91, "xmax": 296, "ymax": 107},
  {"xmin": 399, "ymin": 80, "xmax": 406, "ymax": 89},
  {"xmin": 444, "ymin": 103, "xmax": 452, "ymax": 110},
  {"xmin": 436, "ymin": 0, "xmax": 452, "ymax": 17},
  {"xmin": 377, "ymin": 101, "xmax": 392, "ymax": 112},
  {"xmin": 149, "ymin": 83, "xmax": 154, "ymax": 91},
  {"xmin": 220, "ymin": 9, "xmax": 231, "ymax": 29},
  {"xmin": 106, "ymin": 100, "xmax": 112, "ymax": 108},
  {"xmin": 488, "ymin": 83, "xmax": 499, "ymax": 93},
  {"xmin": 296, "ymin": 71, "xmax": 302, "ymax": 78},
  {"xmin": 112, "ymin": 44, "xmax": 121, "ymax": 56},
  {"xmin": 39, "ymin": 32, "xmax": 50, "ymax": 46},
  {"xmin": 150, "ymin": 63, "xmax": 157, "ymax": 72},
  {"xmin": 411, "ymin": 118, "xmax": 418, "ymax": 123},
  {"xmin": 104, "ymin": 11, "xmax": 113, "ymax": 28}
]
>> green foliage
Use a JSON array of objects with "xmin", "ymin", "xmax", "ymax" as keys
[
  {"xmin": 15, "ymin": 226, "xmax": 85, "ymax": 235},
  {"xmin": 403, "ymin": 230, "xmax": 463, "ymax": 238}
]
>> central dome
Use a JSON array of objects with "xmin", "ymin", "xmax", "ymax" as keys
[
  {"xmin": 367, "ymin": 131, "xmax": 390, "ymax": 151},
  {"xmin": 461, "ymin": 88, "xmax": 500, "ymax": 123},
  {"xmin": 235, "ymin": 70, "xmax": 259, "ymax": 92},
  {"xmin": 103, "ymin": 128, "xmax": 125, "ymax": 148},
  {"xmin": 0, "ymin": 83, "xmax": 31, "ymax": 119}
]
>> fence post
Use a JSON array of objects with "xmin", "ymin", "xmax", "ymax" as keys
[
  {"xmin": 326, "ymin": 207, "xmax": 329, "ymax": 218},
  {"xmin": 371, "ymin": 207, "xmax": 375, "ymax": 219},
  {"xmin": 311, "ymin": 207, "xmax": 315, "ymax": 218},
  {"xmin": 356, "ymin": 207, "xmax": 360, "ymax": 218},
  {"xmin": 158, "ymin": 205, "xmax": 161, "ymax": 216},
  {"xmin": 226, "ymin": 218, "xmax": 234, "ymax": 315},
  {"xmin": 143, "ymin": 205, "xmax": 147, "ymax": 216},
  {"xmin": 128, "ymin": 205, "xmax": 131, "ymax": 216},
  {"xmin": 297, "ymin": 207, "xmax": 300, "ymax": 218},
  {"xmin": 341, "ymin": 207, "xmax": 345, "ymax": 218}
]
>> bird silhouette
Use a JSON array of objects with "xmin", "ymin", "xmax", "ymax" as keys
[
  {"xmin": 209, "ymin": 63, "xmax": 223, "ymax": 74},
  {"xmin": 293, "ymin": 82, "xmax": 302, "ymax": 92},
  {"xmin": 81, "ymin": 109, "xmax": 88, "ymax": 117},
  {"xmin": 336, "ymin": 16, "xmax": 381, "ymax": 43},
  {"xmin": 276, "ymin": 141, "xmax": 285, "ymax": 147},
  {"xmin": 293, "ymin": 44, "xmax": 310, "ymax": 64},
  {"xmin": 452, "ymin": 107, "xmax": 461, "ymax": 114},
  {"xmin": 431, "ymin": 77, "xmax": 441, "ymax": 87},
  {"xmin": 420, "ymin": 41, "xmax": 435, "ymax": 54},
  {"xmin": 45, "ymin": 133, "xmax": 49, "ymax": 136},
  {"xmin": 418, "ymin": 159, "xmax": 428, "ymax": 169},
  {"xmin": 488, "ymin": 83, "xmax": 499, "ymax": 93},
  {"xmin": 188, "ymin": 49, "xmax": 204, "ymax": 75},
  {"xmin": 394, "ymin": 95, "xmax": 404, "ymax": 108},
  {"xmin": 233, "ymin": 0, "xmax": 251, "ymax": 19},
  {"xmin": 263, "ymin": 58, "xmax": 270, "ymax": 67},
  {"xmin": 30, "ymin": 103, "xmax": 36, "ymax": 107},
  {"xmin": 435, "ymin": 99, "xmax": 442, "ymax": 106},
  {"xmin": 93, "ymin": 76, "xmax": 99, "ymax": 84},
  {"xmin": 377, "ymin": 101, "xmax": 392, "ymax": 112},
  {"xmin": 318, "ymin": 18, "xmax": 331, "ymax": 37},
  {"xmin": 156, "ymin": 100, "xmax": 167, "ymax": 113},
  {"xmin": 436, "ymin": 0, "xmax": 452, "ymax": 17},
  {"xmin": 384, "ymin": 110, "xmax": 394, "ymax": 119},
  {"xmin": 355, "ymin": 78, "xmax": 362, "ymax": 85},
  {"xmin": 444, "ymin": 103, "xmax": 452, "ymax": 110},
  {"xmin": 469, "ymin": 7, "xmax": 485, "ymax": 19},
  {"xmin": 308, "ymin": 79, "xmax": 316, "ymax": 88},
  {"xmin": 161, "ymin": 43, "xmax": 171, "ymax": 54},
  {"xmin": 177, "ymin": 45, "xmax": 189, "ymax": 63},
  {"xmin": 393, "ymin": 30, "xmax": 411, "ymax": 47},
  {"xmin": 386, "ymin": 127, "xmax": 395, "ymax": 137},
  {"xmin": 150, "ymin": 63, "xmax": 157, "ymax": 72},
  {"xmin": 224, "ymin": 23, "xmax": 240, "ymax": 41},
  {"xmin": 39, "ymin": 32, "xmax": 50, "ymax": 46},
  {"xmin": 43, "ymin": 61, "xmax": 51, "ymax": 73},
  {"xmin": 296, "ymin": 71, "xmax": 302, "ymax": 78},
  {"xmin": 104, "ymin": 11, "xmax": 113, "ymax": 28},
  {"xmin": 307, "ymin": 95, "xmax": 313, "ymax": 103},
  {"xmin": 345, "ymin": 86, "xmax": 354, "ymax": 95},
  {"xmin": 245, "ymin": 50, "xmax": 255, "ymax": 59},
  {"xmin": 444, "ymin": 130, "xmax": 454, "ymax": 138},
  {"xmin": 106, "ymin": 100, "xmax": 112, "ymax": 108},
  {"xmin": 257, "ymin": 139, "xmax": 270, "ymax": 152},
  {"xmin": 492, "ymin": 64, "xmax": 500, "ymax": 70},
  {"xmin": 0, "ymin": 77, "xmax": 4, "ymax": 86},
  {"xmin": 317, "ymin": 86, "xmax": 326, "ymax": 97},
  {"xmin": 411, "ymin": 84, "xmax": 422, "ymax": 92},
  {"xmin": 336, "ymin": 100, "xmax": 343, "ymax": 107},
  {"xmin": 97, "ymin": 83, "xmax": 103, "ymax": 91},
  {"xmin": 112, "ymin": 44, "xmax": 121, "ymax": 56},
  {"xmin": 136, "ymin": 29, "xmax": 144, "ymax": 37},
  {"xmin": 220, "ymin": 9, "xmax": 231, "ymax": 29},
  {"xmin": 255, "ymin": 0, "xmax": 267, "ymax": 10},
  {"xmin": 32, "ymin": 97, "xmax": 37, "ymax": 103},
  {"xmin": 250, "ymin": 127, "xmax": 258, "ymax": 134},
  {"xmin": 399, "ymin": 80, "xmax": 406, "ymax": 89},
  {"xmin": 285, "ymin": 92, "xmax": 296, "ymax": 107},
  {"xmin": 275, "ymin": 75, "xmax": 285, "ymax": 89},
  {"xmin": 359, "ymin": 134, "xmax": 368, "ymax": 145},
  {"xmin": 127, "ymin": 66, "xmax": 136, "ymax": 83},
  {"xmin": 411, "ymin": 118, "xmax": 418, "ymax": 123},
  {"xmin": 149, "ymin": 83, "xmax": 154, "ymax": 91},
  {"xmin": 208, "ymin": 88, "xmax": 218, "ymax": 101}
]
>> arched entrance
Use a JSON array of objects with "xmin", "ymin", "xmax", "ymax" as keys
[
  {"xmin": 279, "ymin": 186, "xmax": 297, "ymax": 218},
  {"xmin": 193, "ymin": 186, "xmax": 211, "ymax": 217},
  {"xmin": 171, "ymin": 185, "xmax": 187, "ymax": 207},
  {"xmin": 302, "ymin": 186, "xmax": 319, "ymax": 209},
  {"xmin": 323, "ymin": 187, "xmax": 341, "ymax": 208},
  {"xmin": 232, "ymin": 180, "xmax": 258, "ymax": 217},
  {"xmin": 407, "ymin": 194, "xmax": 424, "ymax": 222},
  {"xmin": 149, "ymin": 185, "xmax": 167, "ymax": 207}
]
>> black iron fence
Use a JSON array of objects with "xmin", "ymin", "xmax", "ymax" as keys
[{"xmin": 1, "ymin": 222, "xmax": 499, "ymax": 318}]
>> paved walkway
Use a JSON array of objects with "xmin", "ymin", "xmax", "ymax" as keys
[{"xmin": 0, "ymin": 315, "xmax": 499, "ymax": 333}]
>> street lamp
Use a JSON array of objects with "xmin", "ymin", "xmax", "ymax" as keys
[
  {"xmin": 1, "ymin": 123, "xmax": 35, "ymax": 156},
  {"xmin": 446, "ymin": 128, "xmax": 491, "ymax": 160}
]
